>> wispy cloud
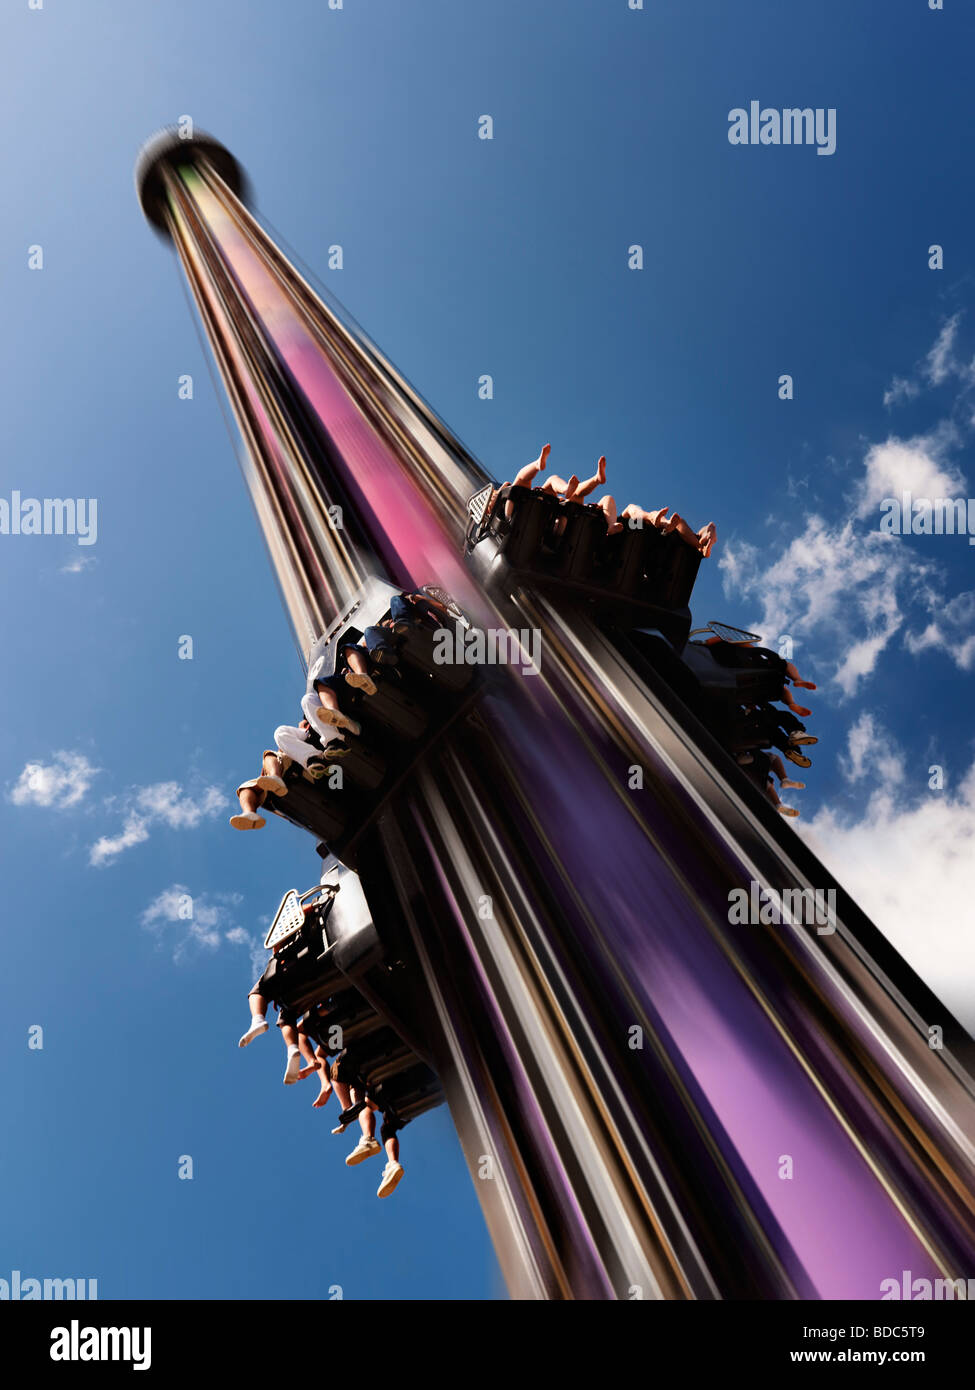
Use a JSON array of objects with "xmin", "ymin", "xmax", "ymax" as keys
[
  {"xmin": 140, "ymin": 884, "xmax": 253, "ymax": 964},
  {"xmin": 719, "ymin": 516, "xmax": 918, "ymax": 697},
  {"xmin": 883, "ymin": 376, "xmax": 920, "ymax": 410},
  {"xmin": 925, "ymin": 313, "xmax": 965, "ymax": 387},
  {"xmin": 9, "ymin": 751, "xmax": 100, "ymax": 808},
  {"xmin": 60, "ymin": 554, "xmax": 97, "ymax": 575},
  {"xmin": 843, "ymin": 712, "xmax": 904, "ymax": 790},
  {"xmin": 720, "ymin": 417, "xmax": 974, "ymax": 697},
  {"xmin": 883, "ymin": 313, "xmax": 975, "ymax": 411},
  {"xmin": 90, "ymin": 781, "xmax": 227, "ymax": 866}
]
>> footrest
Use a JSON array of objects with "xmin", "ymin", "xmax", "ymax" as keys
[
  {"xmin": 355, "ymin": 683, "xmax": 428, "ymax": 741},
  {"xmin": 332, "ymin": 740, "xmax": 386, "ymax": 791}
]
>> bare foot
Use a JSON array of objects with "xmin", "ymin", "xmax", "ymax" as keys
[
  {"xmin": 698, "ymin": 522, "xmax": 717, "ymax": 557},
  {"xmin": 313, "ymin": 1083, "xmax": 333, "ymax": 1109},
  {"xmin": 563, "ymin": 474, "xmax": 580, "ymax": 501},
  {"xmin": 512, "ymin": 443, "xmax": 553, "ymax": 493},
  {"xmin": 297, "ymin": 1063, "xmax": 319, "ymax": 1080},
  {"xmin": 595, "ymin": 455, "xmax": 606, "ymax": 485}
]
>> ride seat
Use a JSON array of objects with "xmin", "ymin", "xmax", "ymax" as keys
[
  {"xmin": 498, "ymin": 486, "xmax": 553, "ymax": 568},
  {"xmin": 602, "ymin": 525, "xmax": 652, "ymax": 596},
  {"xmin": 396, "ymin": 623, "xmax": 474, "ymax": 692},
  {"xmin": 551, "ymin": 506, "xmax": 606, "ymax": 583},
  {"xmin": 655, "ymin": 534, "xmax": 702, "ymax": 607}
]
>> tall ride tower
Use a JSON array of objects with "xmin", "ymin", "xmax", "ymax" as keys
[{"xmin": 137, "ymin": 128, "xmax": 975, "ymax": 1300}]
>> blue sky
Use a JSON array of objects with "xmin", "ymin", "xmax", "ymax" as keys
[{"xmin": 1, "ymin": 0, "xmax": 973, "ymax": 1299}]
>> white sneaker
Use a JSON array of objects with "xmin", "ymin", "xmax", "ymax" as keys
[
  {"xmin": 345, "ymin": 1136, "xmax": 382, "ymax": 1167},
  {"xmin": 255, "ymin": 774, "xmax": 288, "ymax": 796},
  {"xmin": 345, "ymin": 672, "xmax": 377, "ymax": 696},
  {"xmin": 315, "ymin": 707, "xmax": 362, "ymax": 737},
  {"xmin": 283, "ymin": 1051, "xmax": 302, "ymax": 1085},
  {"xmin": 230, "ymin": 811, "xmax": 266, "ymax": 831},
  {"xmin": 238, "ymin": 1019, "xmax": 268, "ymax": 1048},
  {"xmin": 377, "ymin": 1161, "xmax": 404, "ymax": 1198}
]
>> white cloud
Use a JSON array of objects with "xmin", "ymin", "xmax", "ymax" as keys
[
  {"xmin": 719, "ymin": 518, "xmax": 915, "ymax": 697},
  {"xmin": 89, "ymin": 780, "xmax": 228, "ymax": 866},
  {"xmin": 60, "ymin": 555, "xmax": 97, "ymax": 575},
  {"xmin": 855, "ymin": 434, "xmax": 966, "ymax": 519},
  {"xmin": 801, "ymin": 744, "xmax": 975, "ymax": 1036},
  {"xmin": 843, "ymin": 712, "xmax": 904, "ymax": 789},
  {"xmin": 879, "ymin": 319, "xmax": 973, "ymax": 411},
  {"xmin": 720, "ymin": 423, "xmax": 975, "ymax": 696},
  {"xmin": 132, "ymin": 782, "xmax": 226, "ymax": 830},
  {"xmin": 883, "ymin": 314, "xmax": 975, "ymax": 410},
  {"xmin": 90, "ymin": 816, "xmax": 151, "ymax": 866},
  {"xmin": 925, "ymin": 313, "xmax": 961, "ymax": 386},
  {"xmin": 883, "ymin": 376, "xmax": 920, "ymax": 409},
  {"xmin": 903, "ymin": 590, "xmax": 975, "ymax": 672},
  {"xmin": 141, "ymin": 884, "xmax": 250, "ymax": 963},
  {"xmin": 10, "ymin": 751, "xmax": 99, "ymax": 809}
]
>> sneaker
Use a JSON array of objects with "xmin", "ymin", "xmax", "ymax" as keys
[
  {"xmin": 784, "ymin": 748, "xmax": 811, "ymax": 768},
  {"xmin": 315, "ymin": 707, "xmax": 361, "ymax": 737},
  {"xmin": 238, "ymin": 1019, "xmax": 268, "ymax": 1048},
  {"xmin": 391, "ymin": 620, "xmax": 413, "ymax": 637},
  {"xmin": 789, "ymin": 733, "xmax": 818, "ymax": 747},
  {"xmin": 283, "ymin": 1051, "xmax": 302, "ymax": 1085},
  {"xmin": 230, "ymin": 811, "xmax": 266, "ymax": 831},
  {"xmin": 371, "ymin": 646, "xmax": 399, "ymax": 667},
  {"xmin": 305, "ymin": 756, "xmax": 329, "ymax": 781},
  {"xmin": 345, "ymin": 671, "xmax": 378, "ymax": 696},
  {"xmin": 255, "ymin": 774, "xmax": 288, "ymax": 796},
  {"xmin": 377, "ymin": 1161, "xmax": 404, "ymax": 1198},
  {"xmin": 777, "ymin": 805, "xmax": 800, "ymax": 818},
  {"xmin": 345, "ymin": 1136, "xmax": 382, "ymax": 1167},
  {"xmin": 780, "ymin": 779, "xmax": 805, "ymax": 790},
  {"xmin": 736, "ymin": 752, "xmax": 754, "ymax": 765}
]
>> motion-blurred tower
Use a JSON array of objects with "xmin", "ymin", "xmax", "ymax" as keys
[{"xmin": 137, "ymin": 129, "xmax": 975, "ymax": 1300}]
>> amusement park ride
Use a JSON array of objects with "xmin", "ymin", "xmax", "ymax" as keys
[{"xmin": 137, "ymin": 129, "xmax": 975, "ymax": 1301}]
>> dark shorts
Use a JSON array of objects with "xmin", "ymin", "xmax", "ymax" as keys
[
  {"xmin": 314, "ymin": 672, "xmax": 349, "ymax": 697},
  {"xmin": 329, "ymin": 1049, "xmax": 362, "ymax": 1086},
  {"xmin": 298, "ymin": 1007, "xmax": 333, "ymax": 1051},
  {"xmin": 249, "ymin": 970, "xmax": 297, "ymax": 1028}
]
